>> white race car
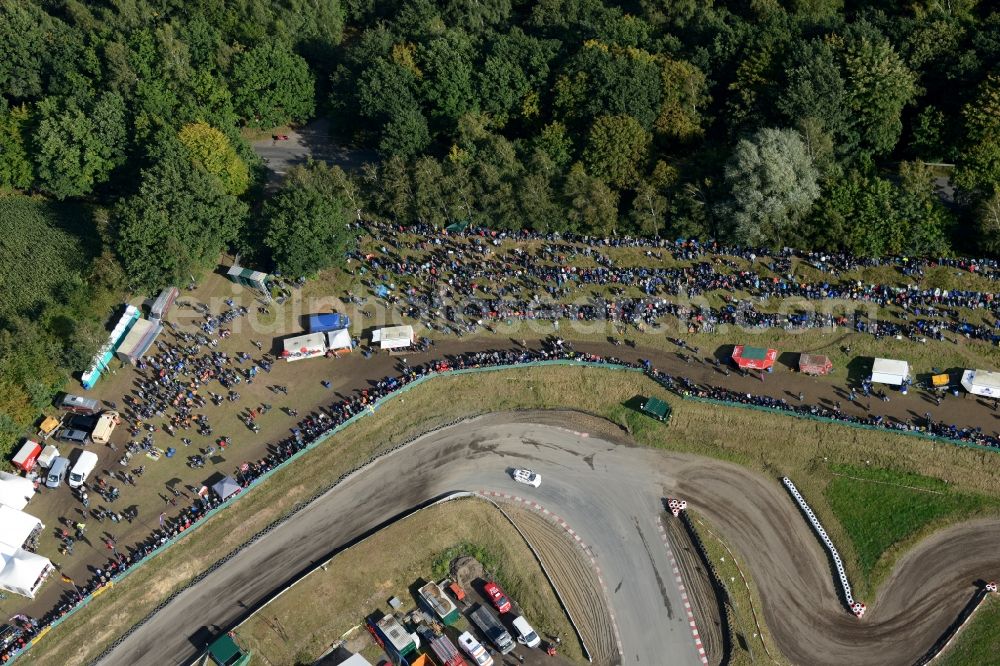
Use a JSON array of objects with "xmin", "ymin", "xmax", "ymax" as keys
[{"xmin": 512, "ymin": 468, "xmax": 541, "ymax": 487}]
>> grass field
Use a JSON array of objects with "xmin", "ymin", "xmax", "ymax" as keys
[
  {"xmin": 823, "ymin": 463, "xmax": 1000, "ymax": 589},
  {"xmin": 21, "ymin": 365, "xmax": 1000, "ymax": 664},
  {"xmin": 0, "ymin": 195, "xmax": 98, "ymax": 321},
  {"xmin": 234, "ymin": 498, "xmax": 582, "ymax": 665},
  {"xmin": 936, "ymin": 595, "xmax": 1000, "ymax": 666},
  {"xmin": 686, "ymin": 511, "xmax": 788, "ymax": 666}
]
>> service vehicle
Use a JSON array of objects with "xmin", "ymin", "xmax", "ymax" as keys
[
  {"xmin": 66, "ymin": 413, "xmax": 99, "ymax": 432},
  {"xmin": 37, "ymin": 444, "xmax": 60, "ymax": 469},
  {"xmin": 68, "ymin": 451, "xmax": 99, "ymax": 489},
  {"xmin": 12, "ymin": 440, "xmax": 42, "ymax": 473},
  {"xmin": 37, "ymin": 416, "xmax": 61, "ymax": 440},
  {"xmin": 483, "ymin": 581, "xmax": 512, "ymax": 613},
  {"xmin": 469, "ymin": 605, "xmax": 514, "ymax": 655},
  {"xmin": 512, "ymin": 468, "xmax": 541, "ymax": 487},
  {"xmin": 457, "ymin": 632, "xmax": 493, "ymax": 666},
  {"xmin": 90, "ymin": 411, "xmax": 120, "ymax": 445},
  {"xmin": 511, "ymin": 616, "xmax": 540, "ymax": 648}
]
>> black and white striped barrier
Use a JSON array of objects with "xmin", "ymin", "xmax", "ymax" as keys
[{"xmin": 781, "ymin": 477, "xmax": 866, "ymax": 618}]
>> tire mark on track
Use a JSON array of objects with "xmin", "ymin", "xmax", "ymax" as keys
[{"xmin": 634, "ymin": 517, "xmax": 673, "ymax": 618}]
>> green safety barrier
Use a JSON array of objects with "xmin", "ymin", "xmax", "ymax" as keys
[{"xmin": 12, "ymin": 359, "xmax": 993, "ymax": 663}]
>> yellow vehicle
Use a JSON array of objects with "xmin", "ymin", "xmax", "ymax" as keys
[{"xmin": 37, "ymin": 416, "xmax": 61, "ymax": 440}]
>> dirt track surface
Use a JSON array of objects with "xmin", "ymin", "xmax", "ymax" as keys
[
  {"xmin": 96, "ymin": 412, "xmax": 1000, "ymax": 666},
  {"xmin": 670, "ymin": 460, "xmax": 1000, "ymax": 665},
  {"xmin": 502, "ymin": 503, "xmax": 619, "ymax": 665},
  {"xmin": 663, "ymin": 515, "xmax": 725, "ymax": 666}
]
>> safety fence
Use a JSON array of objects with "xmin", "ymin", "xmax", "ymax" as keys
[
  {"xmin": 678, "ymin": 511, "xmax": 733, "ymax": 666},
  {"xmin": 781, "ymin": 477, "xmax": 863, "ymax": 616},
  {"xmin": 10, "ymin": 358, "xmax": 995, "ymax": 663}
]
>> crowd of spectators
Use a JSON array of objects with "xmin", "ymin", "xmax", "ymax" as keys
[
  {"xmin": 356, "ymin": 222, "xmax": 1000, "ymax": 345},
  {"xmin": 6, "ymin": 332, "xmax": 998, "ymax": 664},
  {"xmin": 6, "ymin": 224, "xmax": 1000, "ymax": 662}
]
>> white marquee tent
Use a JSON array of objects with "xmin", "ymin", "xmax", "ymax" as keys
[
  {"xmin": 870, "ymin": 358, "xmax": 910, "ymax": 386},
  {"xmin": 961, "ymin": 369, "xmax": 1000, "ymax": 398},
  {"xmin": 0, "ymin": 547, "xmax": 52, "ymax": 599},
  {"xmin": 0, "ymin": 505, "xmax": 42, "ymax": 551},
  {"xmin": 0, "ymin": 471, "xmax": 35, "ymax": 510},
  {"xmin": 326, "ymin": 328, "xmax": 353, "ymax": 354},
  {"xmin": 282, "ymin": 332, "xmax": 328, "ymax": 362},
  {"xmin": 371, "ymin": 325, "xmax": 414, "ymax": 350}
]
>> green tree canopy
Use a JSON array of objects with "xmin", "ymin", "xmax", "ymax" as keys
[
  {"xmin": 0, "ymin": 102, "xmax": 34, "ymax": 190},
  {"xmin": 114, "ymin": 137, "xmax": 247, "ymax": 290},
  {"xmin": 178, "ymin": 122, "xmax": 250, "ymax": 195},
  {"xmin": 842, "ymin": 33, "xmax": 918, "ymax": 156},
  {"xmin": 656, "ymin": 58, "xmax": 709, "ymax": 141},
  {"xmin": 584, "ymin": 114, "xmax": 651, "ymax": 188},
  {"xmin": 563, "ymin": 162, "xmax": 620, "ymax": 234},
  {"xmin": 231, "ymin": 42, "xmax": 315, "ymax": 128},
  {"xmin": 721, "ymin": 127, "xmax": 820, "ymax": 246},
  {"xmin": 33, "ymin": 93, "xmax": 128, "ymax": 199},
  {"xmin": 264, "ymin": 170, "xmax": 354, "ymax": 276}
]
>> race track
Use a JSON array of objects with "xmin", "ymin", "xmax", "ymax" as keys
[{"xmin": 98, "ymin": 413, "xmax": 1000, "ymax": 666}]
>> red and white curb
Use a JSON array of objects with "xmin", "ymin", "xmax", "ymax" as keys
[
  {"xmin": 658, "ymin": 516, "xmax": 710, "ymax": 665},
  {"xmin": 481, "ymin": 490, "xmax": 623, "ymax": 658}
]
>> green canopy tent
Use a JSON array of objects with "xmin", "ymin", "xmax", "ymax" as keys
[
  {"xmin": 205, "ymin": 634, "xmax": 251, "ymax": 666},
  {"xmin": 642, "ymin": 397, "xmax": 671, "ymax": 422}
]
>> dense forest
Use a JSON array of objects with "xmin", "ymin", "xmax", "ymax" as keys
[{"xmin": 1, "ymin": 0, "xmax": 1000, "ymax": 449}]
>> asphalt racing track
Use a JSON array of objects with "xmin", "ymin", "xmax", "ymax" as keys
[{"xmin": 98, "ymin": 412, "xmax": 1000, "ymax": 666}]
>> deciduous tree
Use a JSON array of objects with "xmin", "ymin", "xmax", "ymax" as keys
[
  {"xmin": 231, "ymin": 43, "xmax": 315, "ymax": 128},
  {"xmin": 721, "ymin": 127, "xmax": 820, "ymax": 246},
  {"xmin": 178, "ymin": 122, "xmax": 250, "ymax": 195},
  {"xmin": 584, "ymin": 114, "xmax": 651, "ymax": 188}
]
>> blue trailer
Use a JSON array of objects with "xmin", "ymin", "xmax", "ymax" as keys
[{"xmin": 308, "ymin": 313, "xmax": 350, "ymax": 333}]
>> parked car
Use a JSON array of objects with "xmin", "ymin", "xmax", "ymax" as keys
[
  {"xmin": 512, "ymin": 468, "xmax": 541, "ymax": 487},
  {"xmin": 57, "ymin": 428, "xmax": 90, "ymax": 445},
  {"xmin": 46, "ymin": 457, "xmax": 70, "ymax": 488},
  {"xmin": 66, "ymin": 414, "xmax": 98, "ymax": 432},
  {"xmin": 483, "ymin": 581, "xmax": 512, "ymax": 614},
  {"xmin": 512, "ymin": 615, "xmax": 541, "ymax": 648}
]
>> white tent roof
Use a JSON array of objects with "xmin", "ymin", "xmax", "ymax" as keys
[
  {"xmin": 961, "ymin": 369, "xmax": 1000, "ymax": 397},
  {"xmin": 0, "ymin": 505, "xmax": 42, "ymax": 551},
  {"xmin": 326, "ymin": 328, "xmax": 352, "ymax": 350},
  {"xmin": 0, "ymin": 547, "xmax": 51, "ymax": 599},
  {"xmin": 282, "ymin": 332, "xmax": 327, "ymax": 361},
  {"xmin": 0, "ymin": 471, "xmax": 35, "ymax": 510},
  {"xmin": 371, "ymin": 325, "xmax": 414, "ymax": 350},
  {"xmin": 871, "ymin": 358, "xmax": 910, "ymax": 385}
]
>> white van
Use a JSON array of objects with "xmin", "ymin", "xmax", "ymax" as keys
[
  {"xmin": 457, "ymin": 631, "xmax": 494, "ymax": 666},
  {"xmin": 511, "ymin": 616, "xmax": 541, "ymax": 648},
  {"xmin": 68, "ymin": 451, "xmax": 99, "ymax": 488}
]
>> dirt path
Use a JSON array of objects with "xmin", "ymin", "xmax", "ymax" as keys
[
  {"xmin": 669, "ymin": 458, "xmax": 1000, "ymax": 666},
  {"xmin": 663, "ymin": 515, "xmax": 726, "ymax": 666},
  {"xmin": 503, "ymin": 504, "xmax": 620, "ymax": 666}
]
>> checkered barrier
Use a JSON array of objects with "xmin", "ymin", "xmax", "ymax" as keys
[{"xmin": 781, "ymin": 477, "xmax": 865, "ymax": 618}]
